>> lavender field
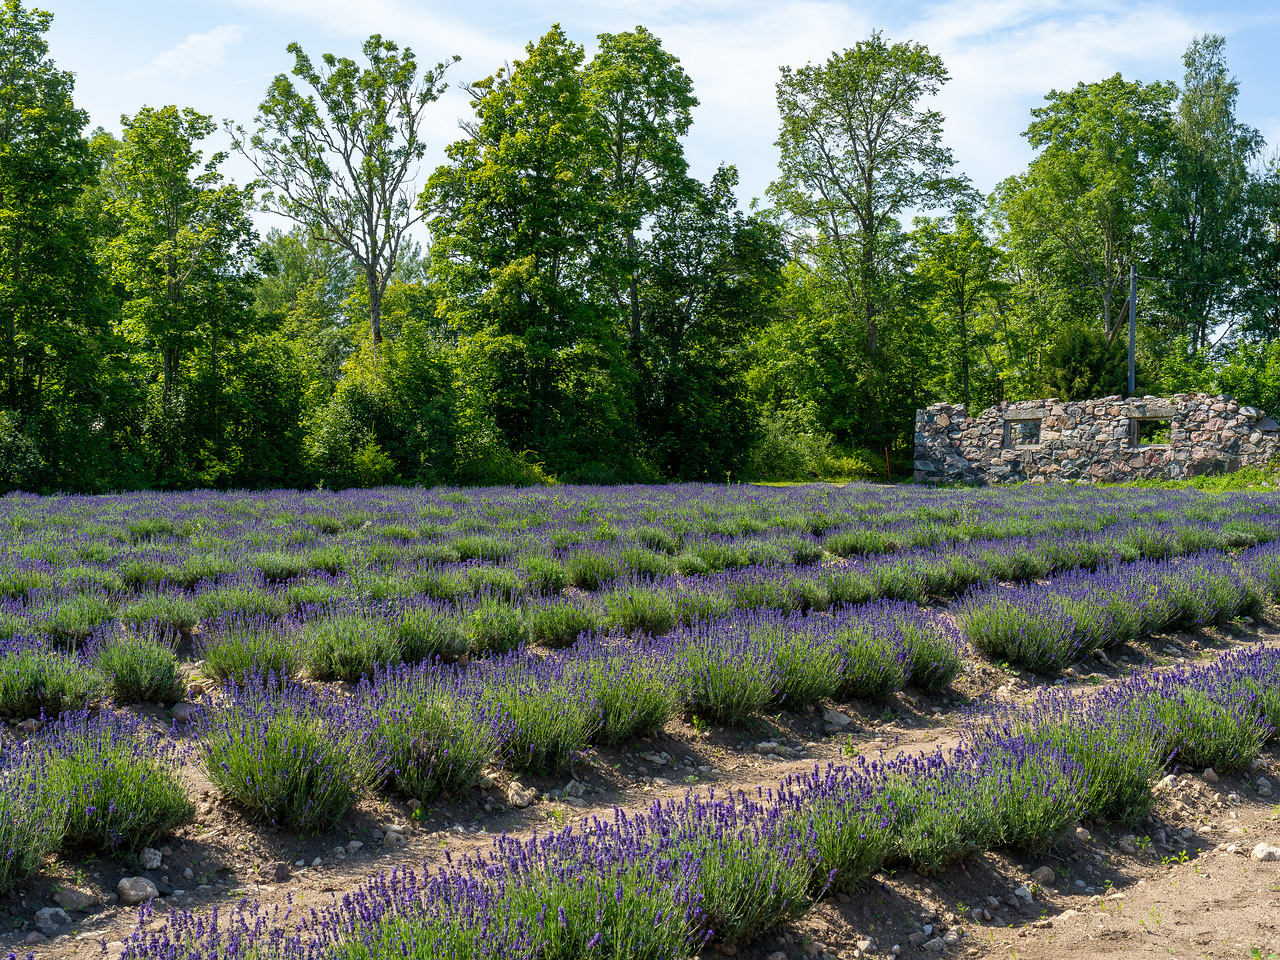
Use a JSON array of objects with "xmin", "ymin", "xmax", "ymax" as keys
[{"xmin": 2, "ymin": 481, "xmax": 1280, "ymax": 959}]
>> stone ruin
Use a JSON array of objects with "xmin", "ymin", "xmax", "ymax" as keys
[{"xmin": 914, "ymin": 393, "xmax": 1280, "ymax": 484}]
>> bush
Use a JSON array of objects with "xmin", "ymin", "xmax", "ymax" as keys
[
  {"xmin": 40, "ymin": 594, "xmax": 116, "ymax": 645},
  {"xmin": 0, "ymin": 644, "xmax": 102, "ymax": 718},
  {"xmin": 44, "ymin": 711, "xmax": 193, "ymax": 851},
  {"xmin": 197, "ymin": 678, "xmax": 386, "ymax": 830},
  {"xmin": 525, "ymin": 599, "xmax": 603, "ymax": 649},
  {"xmin": 464, "ymin": 601, "xmax": 527, "ymax": 656},
  {"xmin": 681, "ymin": 629, "xmax": 779, "ymax": 725},
  {"xmin": 604, "ymin": 588, "xmax": 677, "ymax": 636},
  {"xmin": 96, "ymin": 636, "xmax": 184, "ymax": 703},
  {"xmin": 304, "ymin": 615, "xmax": 401, "ymax": 681},
  {"xmin": 521, "ymin": 554, "xmax": 567, "ymax": 594},
  {"xmin": 565, "ymin": 551, "xmax": 621, "ymax": 591},
  {"xmin": 834, "ymin": 628, "xmax": 906, "ymax": 702},
  {"xmin": 486, "ymin": 662, "xmax": 599, "ymax": 775},
  {"xmin": 396, "ymin": 608, "xmax": 469, "ymax": 663},
  {"xmin": 373, "ymin": 666, "xmax": 507, "ymax": 801},
  {"xmin": 582, "ymin": 644, "xmax": 677, "ymax": 744},
  {"xmin": 0, "ymin": 751, "xmax": 66, "ymax": 893},
  {"xmin": 121, "ymin": 595, "xmax": 199, "ymax": 634},
  {"xmin": 250, "ymin": 551, "xmax": 311, "ymax": 583},
  {"xmin": 197, "ymin": 620, "xmax": 303, "ymax": 682}
]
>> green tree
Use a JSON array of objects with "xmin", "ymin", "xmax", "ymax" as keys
[
  {"xmin": 423, "ymin": 26, "xmax": 634, "ymax": 479},
  {"xmin": 232, "ymin": 35, "xmax": 455, "ymax": 345},
  {"xmin": 996, "ymin": 74, "xmax": 1177, "ymax": 346},
  {"xmin": 98, "ymin": 106, "xmax": 257, "ymax": 403},
  {"xmin": 0, "ymin": 0, "xmax": 123, "ymax": 490},
  {"xmin": 1151, "ymin": 35, "xmax": 1263, "ymax": 352},
  {"xmin": 769, "ymin": 33, "xmax": 972, "ymax": 371},
  {"xmin": 911, "ymin": 214, "xmax": 1008, "ymax": 409},
  {"xmin": 584, "ymin": 26, "xmax": 697, "ymax": 343},
  {"xmin": 635, "ymin": 166, "xmax": 786, "ymax": 478}
]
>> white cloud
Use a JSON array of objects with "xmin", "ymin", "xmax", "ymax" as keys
[{"xmin": 130, "ymin": 25, "xmax": 247, "ymax": 80}]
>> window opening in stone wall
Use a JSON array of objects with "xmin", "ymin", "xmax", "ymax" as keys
[
  {"xmin": 1003, "ymin": 419, "xmax": 1041, "ymax": 447},
  {"xmin": 1132, "ymin": 418, "xmax": 1172, "ymax": 447}
]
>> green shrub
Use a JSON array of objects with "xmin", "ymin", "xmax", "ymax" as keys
[
  {"xmin": 199, "ymin": 623, "xmax": 303, "ymax": 682},
  {"xmin": 526, "ymin": 600, "xmax": 604, "ymax": 648},
  {"xmin": 604, "ymin": 589, "xmax": 677, "ymax": 636},
  {"xmin": 465, "ymin": 601, "xmax": 527, "ymax": 656},
  {"xmin": 250, "ymin": 551, "xmax": 311, "ymax": 583},
  {"xmin": 396, "ymin": 608, "xmax": 469, "ymax": 663},
  {"xmin": 0, "ymin": 647, "xmax": 102, "ymax": 718},
  {"xmin": 304, "ymin": 615, "xmax": 401, "ymax": 681},
  {"xmin": 96, "ymin": 636, "xmax": 184, "ymax": 703},
  {"xmin": 45, "ymin": 712, "xmax": 192, "ymax": 852},
  {"xmin": 521, "ymin": 554, "xmax": 567, "ymax": 594},
  {"xmin": 121, "ymin": 595, "xmax": 199, "ymax": 633}
]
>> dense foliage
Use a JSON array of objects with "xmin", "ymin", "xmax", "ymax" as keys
[{"xmin": 2, "ymin": 3, "xmax": 1279, "ymax": 491}]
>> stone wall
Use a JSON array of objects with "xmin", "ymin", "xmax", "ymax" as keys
[{"xmin": 914, "ymin": 393, "xmax": 1280, "ymax": 484}]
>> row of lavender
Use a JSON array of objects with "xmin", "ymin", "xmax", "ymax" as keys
[
  {"xmin": 0, "ymin": 486, "xmax": 1274, "ymax": 631},
  {"xmin": 2, "ymin": 532, "xmax": 1274, "ymax": 728},
  {"xmin": 1, "ymin": 509, "xmax": 1277, "ymax": 706},
  {"xmin": 106, "ymin": 642, "xmax": 1280, "ymax": 960},
  {"xmin": 1, "ymin": 541, "xmax": 1274, "ymax": 899}
]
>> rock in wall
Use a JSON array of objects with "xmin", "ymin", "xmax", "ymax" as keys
[{"xmin": 914, "ymin": 394, "xmax": 1280, "ymax": 485}]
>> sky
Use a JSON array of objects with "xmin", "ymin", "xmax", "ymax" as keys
[{"xmin": 36, "ymin": 0, "xmax": 1280, "ymax": 231}]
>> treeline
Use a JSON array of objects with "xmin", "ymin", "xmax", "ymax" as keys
[{"xmin": 1, "ymin": 3, "xmax": 1278, "ymax": 492}]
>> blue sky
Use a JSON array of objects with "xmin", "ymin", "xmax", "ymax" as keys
[{"xmin": 39, "ymin": 0, "xmax": 1280, "ymax": 224}]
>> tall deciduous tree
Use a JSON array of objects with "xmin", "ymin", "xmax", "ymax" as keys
[
  {"xmin": 98, "ymin": 106, "xmax": 256, "ymax": 402},
  {"xmin": 911, "ymin": 214, "xmax": 1008, "ymax": 408},
  {"xmin": 0, "ymin": 0, "xmax": 96, "ymax": 408},
  {"xmin": 231, "ymin": 36, "xmax": 456, "ymax": 345},
  {"xmin": 769, "ymin": 33, "xmax": 972, "ymax": 367},
  {"xmin": 584, "ymin": 26, "xmax": 697, "ymax": 342},
  {"xmin": 1151, "ymin": 35, "xmax": 1264, "ymax": 351},
  {"xmin": 996, "ymin": 74, "xmax": 1177, "ymax": 345},
  {"xmin": 423, "ymin": 26, "xmax": 633, "ymax": 477}
]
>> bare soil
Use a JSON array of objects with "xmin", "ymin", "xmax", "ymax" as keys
[{"xmin": 7, "ymin": 617, "xmax": 1280, "ymax": 960}]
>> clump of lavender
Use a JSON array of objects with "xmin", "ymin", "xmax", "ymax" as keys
[
  {"xmin": 197, "ymin": 615, "xmax": 304, "ymax": 681},
  {"xmin": 370, "ymin": 664, "xmax": 510, "ymax": 801},
  {"xmin": 477, "ymin": 654, "xmax": 600, "ymax": 775},
  {"xmin": 678, "ymin": 621, "xmax": 780, "ymax": 724},
  {"xmin": 94, "ymin": 634, "xmax": 184, "ymax": 704},
  {"xmin": 0, "ymin": 746, "xmax": 66, "ymax": 893},
  {"xmin": 0, "ymin": 639, "xmax": 103, "ymax": 719},
  {"xmin": 574, "ymin": 634, "xmax": 678, "ymax": 744},
  {"xmin": 42, "ymin": 709, "xmax": 193, "ymax": 851},
  {"xmin": 195, "ymin": 675, "xmax": 387, "ymax": 830}
]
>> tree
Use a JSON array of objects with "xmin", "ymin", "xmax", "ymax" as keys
[
  {"xmin": 0, "ymin": 0, "xmax": 124, "ymax": 490},
  {"xmin": 769, "ymin": 33, "xmax": 972, "ymax": 369},
  {"xmin": 98, "ymin": 106, "xmax": 256, "ymax": 403},
  {"xmin": 584, "ymin": 26, "xmax": 697, "ymax": 342},
  {"xmin": 996, "ymin": 74, "xmax": 1177, "ymax": 346},
  {"xmin": 231, "ymin": 36, "xmax": 455, "ymax": 345},
  {"xmin": 1151, "ymin": 35, "xmax": 1263, "ymax": 352},
  {"xmin": 911, "ymin": 214, "xmax": 1008, "ymax": 408},
  {"xmin": 423, "ymin": 26, "xmax": 635, "ymax": 478},
  {"xmin": 634, "ymin": 166, "xmax": 786, "ymax": 478}
]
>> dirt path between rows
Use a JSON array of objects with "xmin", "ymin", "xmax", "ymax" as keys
[{"xmin": 9, "ymin": 620, "xmax": 1280, "ymax": 960}]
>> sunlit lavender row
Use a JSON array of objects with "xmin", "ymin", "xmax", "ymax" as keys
[{"xmin": 102, "ymin": 643, "xmax": 1280, "ymax": 960}]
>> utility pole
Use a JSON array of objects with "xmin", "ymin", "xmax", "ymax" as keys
[{"xmin": 1127, "ymin": 263, "xmax": 1137, "ymax": 396}]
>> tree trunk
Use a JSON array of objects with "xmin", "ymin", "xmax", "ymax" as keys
[
  {"xmin": 627, "ymin": 231, "xmax": 641, "ymax": 341},
  {"xmin": 368, "ymin": 266, "xmax": 383, "ymax": 345}
]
